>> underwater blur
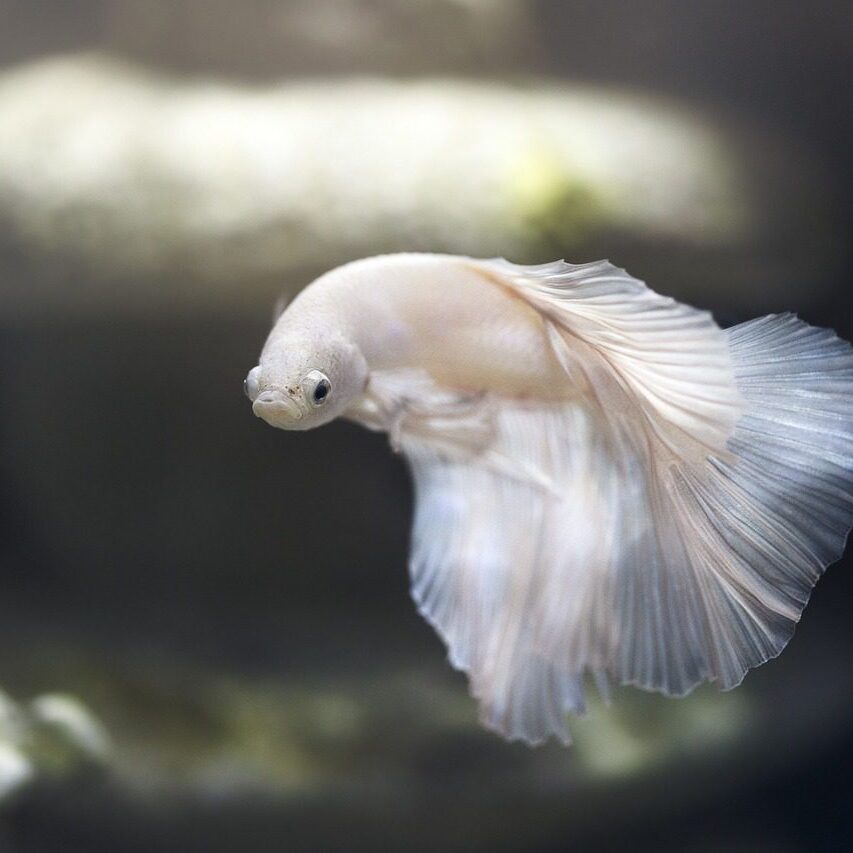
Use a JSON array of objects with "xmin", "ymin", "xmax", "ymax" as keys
[{"xmin": 0, "ymin": 1, "xmax": 852, "ymax": 850}]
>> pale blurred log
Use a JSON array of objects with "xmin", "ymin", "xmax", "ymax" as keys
[{"xmin": 0, "ymin": 54, "xmax": 834, "ymax": 316}]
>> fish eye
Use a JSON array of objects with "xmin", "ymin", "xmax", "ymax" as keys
[
  {"xmin": 244, "ymin": 367, "xmax": 261, "ymax": 401},
  {"xmin": 303, "ymin": 370, "xmax": 331, "ymax": 407}
]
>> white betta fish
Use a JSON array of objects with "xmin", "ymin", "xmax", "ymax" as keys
[{"xmin": 245, "ymin": 254, "xmax": 853, "ymax": 745}]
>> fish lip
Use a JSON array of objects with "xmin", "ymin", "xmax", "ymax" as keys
[{"xmin": 252, "ymin": 390, "xmax": 304, "ymax": 422}]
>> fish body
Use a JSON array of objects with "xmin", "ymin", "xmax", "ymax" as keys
[
  {"xmin": 261, "ymin": 254, "xmax": 570, "ymax": 401},
  {"xmin": 246, "ymin": 253, "xmax": 853, "ymax": 745}
]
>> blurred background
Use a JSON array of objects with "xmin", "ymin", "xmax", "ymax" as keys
[{"xmin": 0, "ymin": 2, "xmax": 851, "ymax": 850}]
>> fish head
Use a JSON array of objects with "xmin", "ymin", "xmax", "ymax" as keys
[{"xmin": 245, "ymin": 334, "xmax": 367, "ymax": 431}]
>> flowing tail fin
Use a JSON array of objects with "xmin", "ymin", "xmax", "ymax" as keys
[
  {"xmin": 720, "ymin": 314, "xmax": 853, "ymax": 617},
  {"xmin": 402, "ymin": 261, "xmax": 853, "ymax": 745}
]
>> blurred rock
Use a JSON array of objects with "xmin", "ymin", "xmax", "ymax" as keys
[
  {"xmin": 0, "ymin": 54, "xmax": 834, "ymax": 318},
  {"xmin": 0, "ymin": 742, "xmax": 32, "ymax": 801},
  {"xmin": 0, "ymin": 621, "xmax": 846, "ymax": 852},
  {"xmin": 0, "ymin": 688, "xmax": 109, "ymax": 804},
  {"xmin": 30, "ymin": 694, "xmax": 111, "ymax": 764}
]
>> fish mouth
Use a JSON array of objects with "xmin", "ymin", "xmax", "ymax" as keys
[{"xmin": 252, "ymin": 390, "xmax": 304, "ymax": 425}]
